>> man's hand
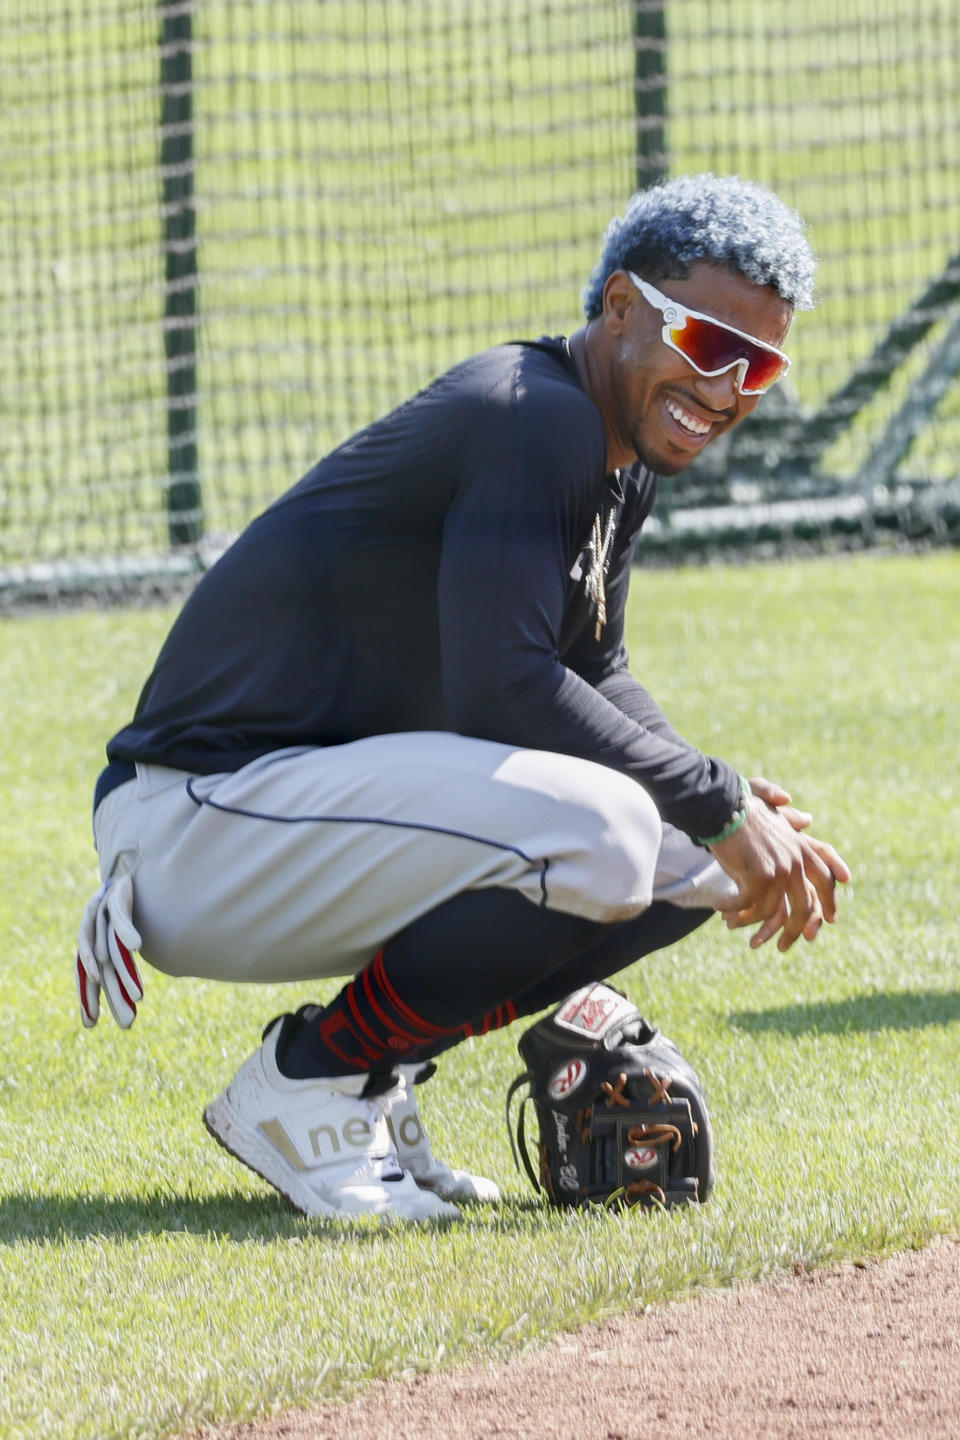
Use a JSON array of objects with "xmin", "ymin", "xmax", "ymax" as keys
[
  {"xmin": 710, "ymin": 776, "xmax": 851, "ymax": 951},
  {"xmin": 76, "ymin": 873, "xmax": 144, "ymax": 1028}
]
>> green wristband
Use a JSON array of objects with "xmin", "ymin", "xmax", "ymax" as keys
[{"xmin": 697, "ymin": 777, "xmax": 752, "ymax": 847}]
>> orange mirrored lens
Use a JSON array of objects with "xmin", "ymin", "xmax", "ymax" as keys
[{"xmin": 668, "ymin": 316, "xmax": 787, "ymax": 392}]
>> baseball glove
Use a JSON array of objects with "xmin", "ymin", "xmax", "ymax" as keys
[{"xmin": 506, "ymin": 982, "xmax": 714, "ymax": 1210}]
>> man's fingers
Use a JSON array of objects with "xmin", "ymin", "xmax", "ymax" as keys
[
  {"xmin": 779, "ymin": 878, "xmax": 824, "ymax": 950},
  {"xmin": 777, "ymin": 804, "xmax": 813, "ymax": 832},
  {"xmin": 794, "ymin": 848, "xmax": 838, "ymax": 921},
  {"xmin": 801, "ymin": 839, "xmax": 851, "ymax": 922},
  {"xmin": 801, "ymin": 904, "xmax": 824, "ymax": 943},
  {"xmin": 748, "ymin": 776, "xmax": 792, "ymax": 807},
  {"xmin": 713, "ymin": 809, "xmax": 849, "ymax": 951},
  {"xmin": 748, "ymin": 896, "xmax": 789, "ymax": 949},
  {"xmin": 743, "ymin": 869, "xmax": 822, "ymax": 951},
  {"xmin": 719, "ymin": 895, "xmax": 768, "ymax": 929},
  {"xmin": 807, "ymin": 837, "xmax": 852, "ymax": 886},
  {"xmin": 719, "ymin": 894, "xmax": 756, "ymax": 927},
  {"xmin": 785, "ymin": 857, "xmax": 824, "ymax": 946},
  {"xmin": 719, "ymin": 867, "xmax": 794, "ymax": 930}
]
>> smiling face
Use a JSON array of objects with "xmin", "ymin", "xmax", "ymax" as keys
[{"xmin": 596, "ymin": 260, "xmax": 794, "ymax": 476}]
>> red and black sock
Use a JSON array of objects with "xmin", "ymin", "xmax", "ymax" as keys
[
  {"xmin": 277, "ymin": 889, "xmax": 715, "ymax": 1080},
  {"xmin": 277, "ymin": 888, "xmax": 604, "ymax": 1079}
]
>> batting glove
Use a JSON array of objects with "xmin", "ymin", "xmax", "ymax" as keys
[{"xmin": 75, "ymin": 873, "xmax": 144, "ymax": 1029}]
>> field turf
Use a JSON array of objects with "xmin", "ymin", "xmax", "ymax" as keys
[{"xmin": 1, "ymin": 550, "xmax": 957, "ymax": 1439}]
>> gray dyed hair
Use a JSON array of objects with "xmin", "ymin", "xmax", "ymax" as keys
[{"xmin": 582, "ymin": 173, "xmax": 816, "ymax": 319}]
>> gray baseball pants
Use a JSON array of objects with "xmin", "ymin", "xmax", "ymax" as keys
[{"xmin": 92, "ymin": 731, "xmax": 737, "ymax": 985}]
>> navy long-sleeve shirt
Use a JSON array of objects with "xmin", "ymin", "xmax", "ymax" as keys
[{"xmin": 106, "ymin": 338, "xmax": 740, "ymax": 838}]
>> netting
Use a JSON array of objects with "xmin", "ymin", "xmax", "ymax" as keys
[{"xmin": 4, "ymin": 0, "xmax": 960, "ymax": 591}]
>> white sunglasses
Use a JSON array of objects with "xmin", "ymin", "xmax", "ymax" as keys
[{"xmin": 628, "ymin": 272, "xmax": 791, "ymax": 395}]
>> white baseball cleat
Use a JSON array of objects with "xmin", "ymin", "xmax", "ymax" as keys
[
  {"xmin": 392, "ymin": 1063, "xmax": 501, "ymax": 1204},
  {"xmin": 203, "ymin": 1017, "xmax": 460, "ymax": 1224}
]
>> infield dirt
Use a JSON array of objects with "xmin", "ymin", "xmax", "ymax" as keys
[{"xmin": 186, "ymin": 1234, "xmax": 960, "ymax": 1440}]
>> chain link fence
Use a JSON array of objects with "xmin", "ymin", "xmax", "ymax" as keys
[{"xmin": 4, "ymin": 0, "xmax": 959, "ymax": 595}]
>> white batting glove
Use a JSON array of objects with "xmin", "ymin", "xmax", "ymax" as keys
[{"xmin": 75, "ymin": 873, "xmax": 144, "ymax": 1029}]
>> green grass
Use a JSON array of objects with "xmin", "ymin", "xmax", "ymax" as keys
[{"xmin": 1, "ymin": 550, "xmax": 958, "ymax": 1439}]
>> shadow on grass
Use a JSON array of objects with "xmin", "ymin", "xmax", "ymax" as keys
[
  {"xmin": 0, "ymin": 1190, "xmax": 545, "ymax": 1245},
  {"xmin": 729, "ymin": 988, "xmax": 960, "ymax": 1037}
]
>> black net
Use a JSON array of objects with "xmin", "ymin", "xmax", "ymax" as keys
[{"xmin": 4, "ymin": 0, "xmax": 960, "ymax": 593}]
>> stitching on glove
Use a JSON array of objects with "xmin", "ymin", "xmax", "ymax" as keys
[
  {"xmin": 644, "ymin": 1068, "xmax": 673, "ymax": 1107},
  {"xmin": 628, "ymin": 1122, "xmax": 683, "ymax": 1154},
  {"xmin": 601, "ymin": 1072, "xmax": 630, "ymax": 1108},
  {"xmin": 624, "ymin": 1180, "xmax": 667, "ymax": 1207}
]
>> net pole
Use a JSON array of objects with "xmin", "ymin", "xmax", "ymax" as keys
[
  {"xmin": 159, "ymin": 0, "xmax": 203, "ymax": 546},
  {"xmin": 634, "ymin": 1, "xmax": 668, "ymax": 193}
]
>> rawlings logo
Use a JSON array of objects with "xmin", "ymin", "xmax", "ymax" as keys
[
  {"xmin": 554, "ymin": 983, "xmax": 636, "ymax": 1040},
  {"xmin": 547, "ymin": 1058, "xmax": 588, "ymax": 1100},
  {"xmin": 624, "ymin": 1146, "xmax": 658, "ymax": 1171}
]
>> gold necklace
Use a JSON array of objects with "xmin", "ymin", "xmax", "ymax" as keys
[{"xmin": 590, "ymin": 501, "xmax": 619, "ymax": 640}]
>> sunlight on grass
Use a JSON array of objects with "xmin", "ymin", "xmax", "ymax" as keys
[{"xmin": 1, "ymin": 551, "xmax": 958, "ymax": 1439}]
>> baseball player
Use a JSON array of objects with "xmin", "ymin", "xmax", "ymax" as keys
[{"xmin": 76, "ymin": 174, "xmax": 850, "ymax": 1223}]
